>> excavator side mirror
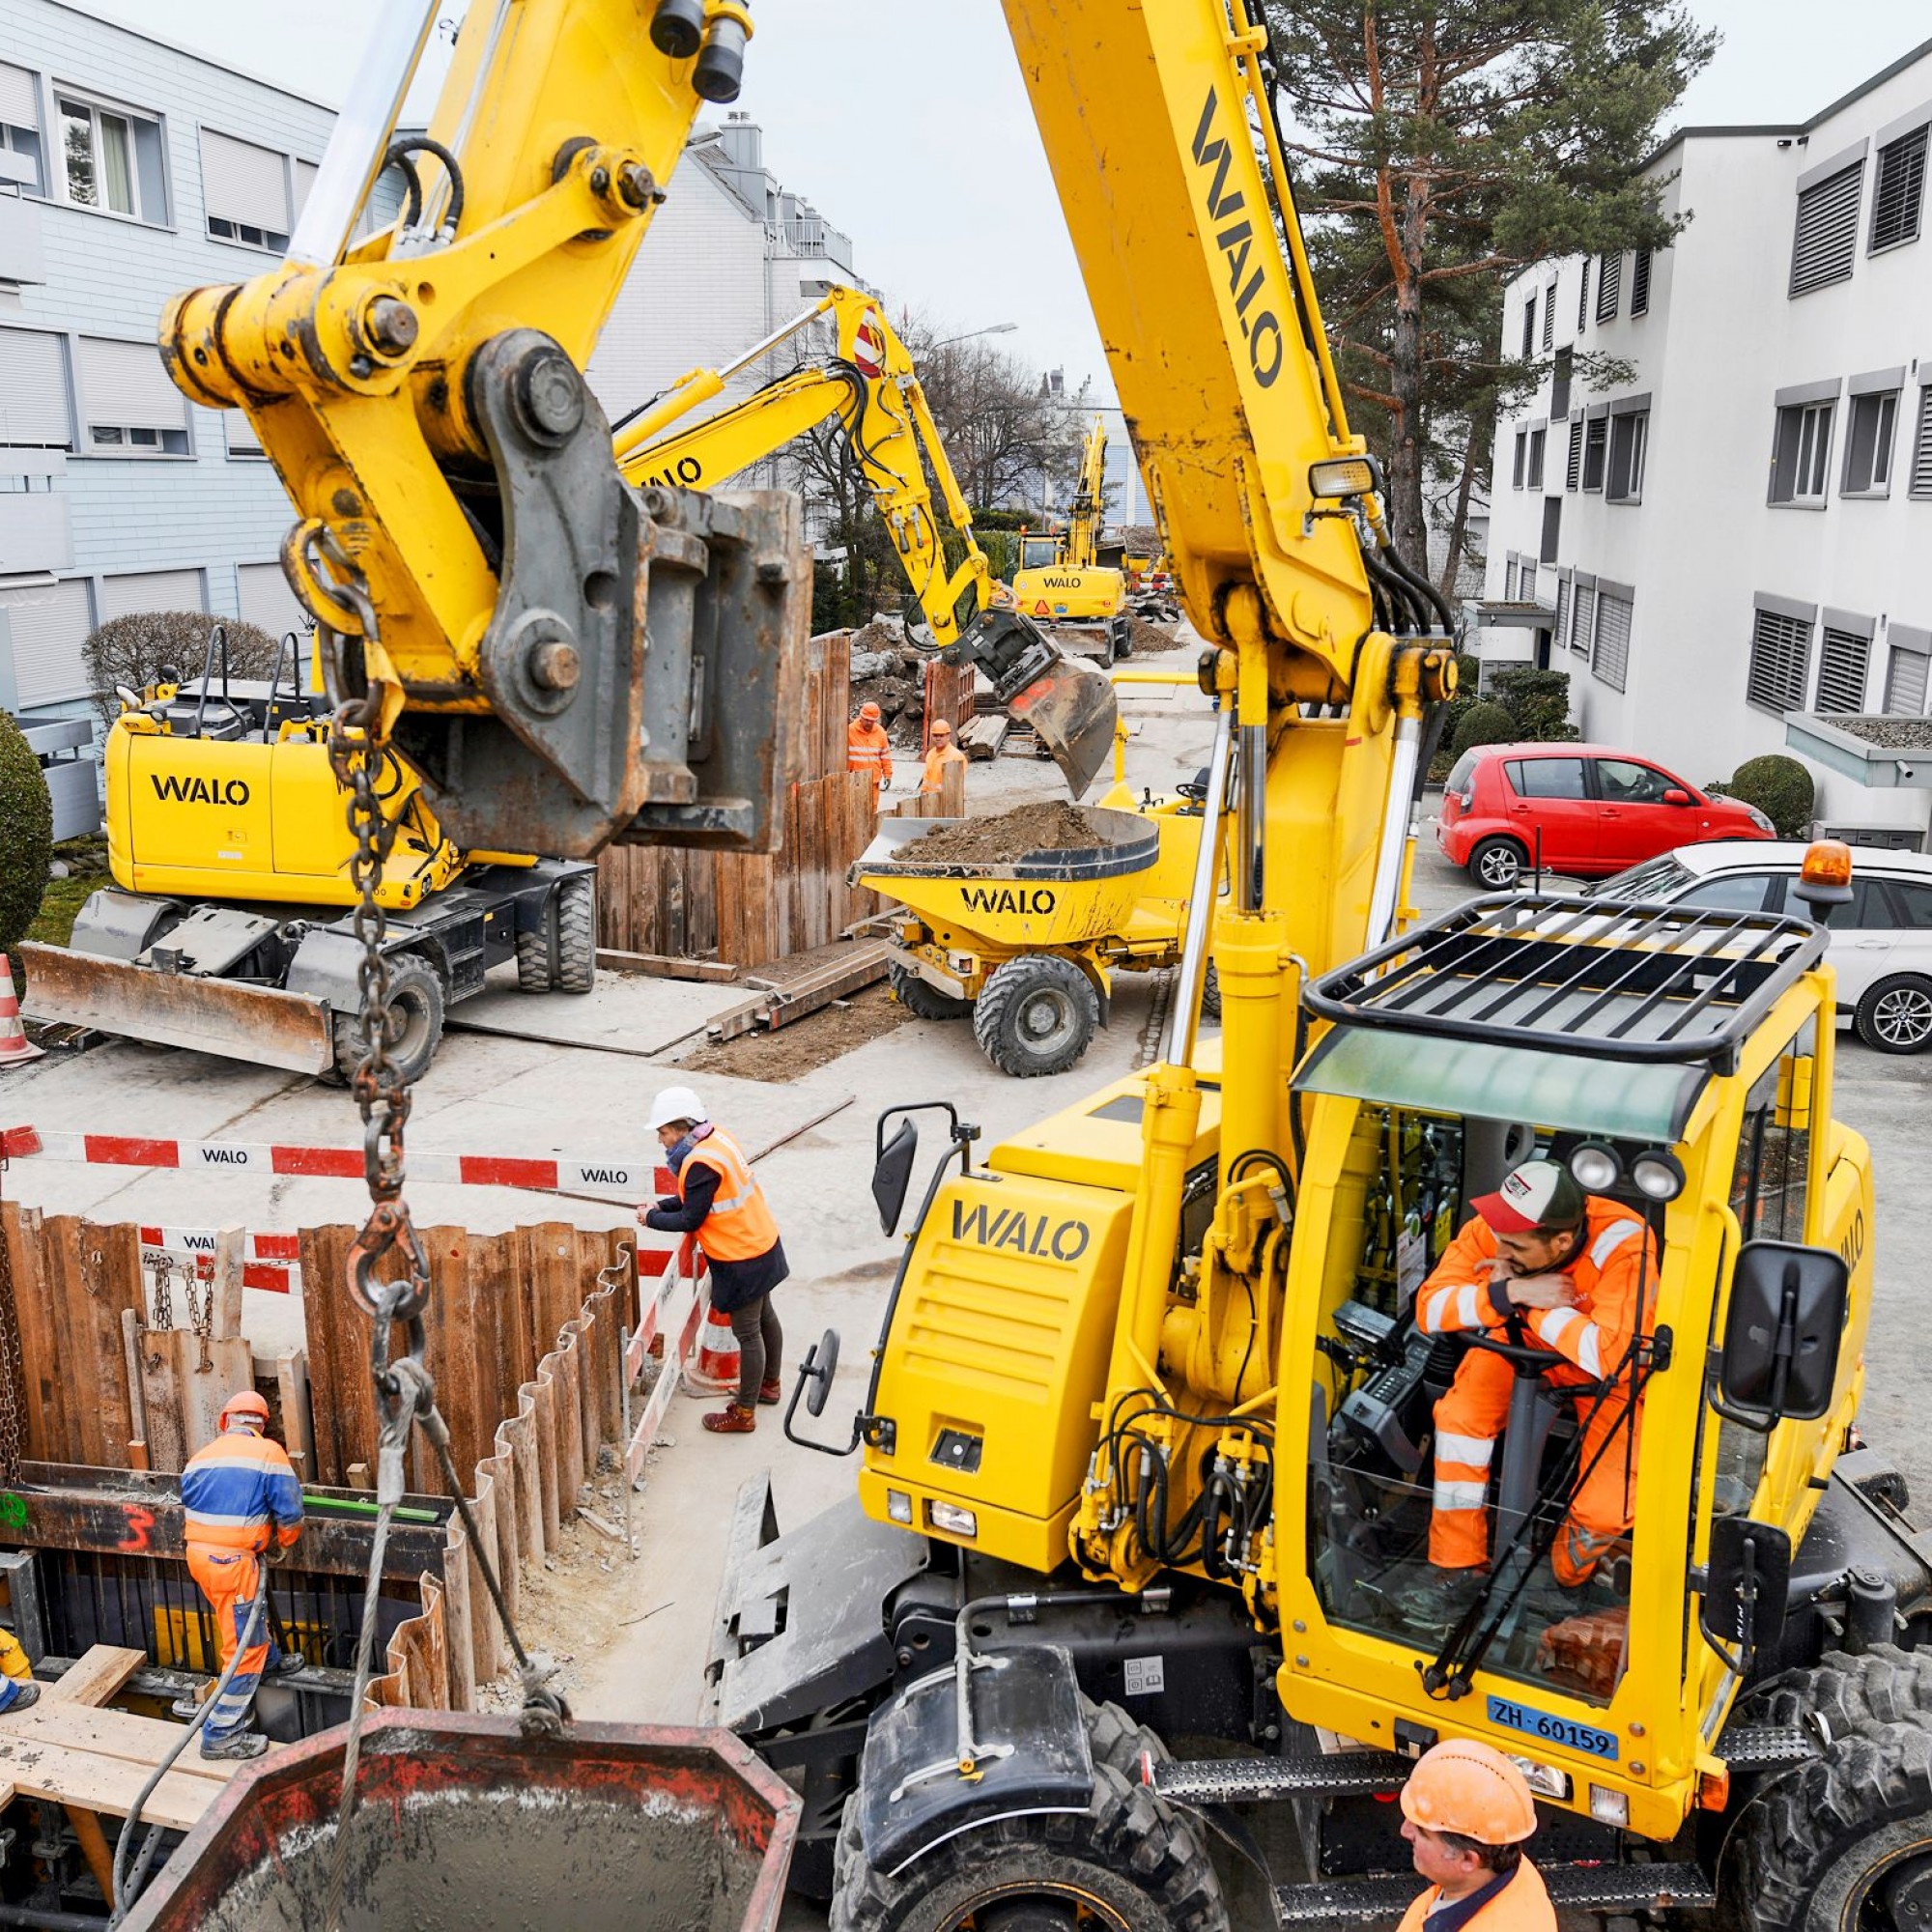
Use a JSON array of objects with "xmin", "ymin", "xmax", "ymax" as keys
[
  {"xmin": 1697, "ymin": 1516, "xmax": 1791, "ymax": 1673},
  {"xmin": 872, "ymin": 1119, "xmax": 919, "ymax": 1236},
  {"xmin": 1717, "ymin": 1239, "xmax": 1849, "ymax": 1427}
]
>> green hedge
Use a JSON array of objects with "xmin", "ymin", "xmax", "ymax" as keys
[
  {"xmin": 0, "ymin": 712, "xmax": 52, "ymax": 954},
  {"xmin": 1716, "ymin": 753, "xmax": 1814, "ymax": 838},
  {"xmin": 1450, "ymin": 700, "xmax": 1520, "ymax": 758}
]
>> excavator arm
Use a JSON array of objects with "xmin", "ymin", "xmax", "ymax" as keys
[{"xmin": 1065, "ymin": 413, "xmax": 1108, "ymax": 572}]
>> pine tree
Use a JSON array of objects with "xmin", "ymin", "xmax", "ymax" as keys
[{"xmin": 1260, "ymin": 1, "xmax": 1715, "ymax": 585}]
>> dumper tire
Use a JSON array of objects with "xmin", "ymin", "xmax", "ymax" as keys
[
  {"xmin": 1719, "ymin": 1647, "xmax": 1932, "ymax": 1930},
  {"xmin": 890, "ymin": 965, "xmax": 970, "ymax": 1021},
  {"xmin": 554, "ymin": 873, "xmax": 597, "ymax": 994},
  {"xmin": 974, "ymin": 954, "xmax": 1098, "ymax": 1078},
  {"xmin": 329, "ymin": 953, "xmax": 444, "ymax": 1087},
  {"xmin": 830, "ymin": 1697, "xmax": 1227, "ymax": 1932},
  {"xmin": 514, "ymin": 925, "xmax": 553, "ymax": 993}
]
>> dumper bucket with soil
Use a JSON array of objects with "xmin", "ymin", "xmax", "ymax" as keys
[{"xmin": 121, "ymin": 1713, "xmax": 798, "ymax": 1932}]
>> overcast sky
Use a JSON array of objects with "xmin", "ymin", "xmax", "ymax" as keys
[{"xmin": 67, "ymin": 0, "xmax": 1932, "ymax": 405}]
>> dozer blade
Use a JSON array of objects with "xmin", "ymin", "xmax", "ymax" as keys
[
  {"xmin": 18, "ymin": 942, "xmax": 335, "ymax": 1075},
  {"xmin": 1008, "ymin": 657, "xmax": 1118, "ymax": 797}
]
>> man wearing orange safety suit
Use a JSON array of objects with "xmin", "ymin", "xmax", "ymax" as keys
[
  {"xmin": 847, "ymin": 700, "xmax": 894, "ymax": 809},
  {"xmin": 1414, "ymin": 1158, "xmax": 1656, "ymax": 1597},
  {"xmin": 181, "ymin": 1391, "xmax": 304, "ymax": 1759},
  {"xmin": 921, "ymin": 716, "xmax": 967, "ymax": 795}
]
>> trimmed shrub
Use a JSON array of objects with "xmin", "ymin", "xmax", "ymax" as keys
[
  {"xmin": 1450, "ymin": 700, "xmax": 1520, "ymax": 758},
  {"xmin": 81, "ymin": 611, "xmax": 281, "ymax": 727},
  {"xmin": 1720, "ymin": 753, "xmax": 1814, "ymax": 838},
  {"xmin": 1489, "ymin": 667, "xmax": 1579, "ymax": 743},
  {"xmin": 0, "ymin": 712, "xmax": 52, "ymax": 954}
]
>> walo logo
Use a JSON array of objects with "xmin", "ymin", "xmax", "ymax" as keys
[
  {"xmin": 151, "ymin": 773, "xmax": 251, "ymax": 807},
  {"xmin": 1190, "ymin": 87, "xmax": 1285, "ymax": 390},
  {"xmin": 961, "ymin": 886, "xmax": 1057, "ymax": 915},
  {"xmin": 951, "ymin": 1199, "xmax": 1091, "ymax": 1263}
]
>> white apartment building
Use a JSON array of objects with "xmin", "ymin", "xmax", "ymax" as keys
[{"xmin": 1481, "ymin": 36, "xmax": 1932, "ymax": 839}]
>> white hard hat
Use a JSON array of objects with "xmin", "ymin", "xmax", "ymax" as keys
[{"xmin": 646, "ymin": 1086, "xmax": 708, "ymax": 1133}]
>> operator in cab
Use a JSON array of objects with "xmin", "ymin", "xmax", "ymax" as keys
[
  {"xmin": 1397, "ymin": 1739, "xmax": 1555, "ymax": 1930},
  {"xmin": 641, "ymin": 1086, "xmax": 788, "ymax": 1436},
  {"xmin": 1412, "ymin": 1158, "xmax": 1657, "ymax": 1606},
  {"xmin": 920, "ymin": 717, "xmax": 967, "ymax": 796}
]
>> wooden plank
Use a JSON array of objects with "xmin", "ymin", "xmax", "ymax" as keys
[
  {"xmin": 2, "ymin": 1697, "xmax": 238, "ymax": 1783},
  {"xmin": 46, "ymin": 1644, "xmax": 144, "ymax": 1708},
  {"xmin": 210, "ymin": 1227, "xmax": 245, "ymax": 1342},
  {"xmin": 136, "ymin": 1324, "xmax": 186, "ymax": 1476},
  {"xmin": 593, "ymin": 948, "xmax": 740, "ymax": 982},
  {"xmin": 175, "ymin": 1332, "xmax": 256, "ymax": 1463},
  {"xmin": 274, "ymin": 1350, "xmax": 314, "ymax": 1483},
  {"xmin": 0, "ymin": 1732, "xmax": 229, "ymax": 1830},
  {"xmin": 5, "ymin": 1204, "xmax": 56, "ymax": 1464}
]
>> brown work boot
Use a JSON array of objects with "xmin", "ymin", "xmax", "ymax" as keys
[
  {"xmin": 757, "ymin": 1378, "xmax": 783, "ymax": 1406},
  {"xmin": 702, "ymin": 1403, "xmax": 757, "ymax": 1435}
]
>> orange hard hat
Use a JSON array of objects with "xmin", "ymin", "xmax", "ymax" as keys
[
  {"xmin": 220, "ymin": 1390, "xmax": 270, "ymax": 1430},
  {"xmin": 1399, "ymin": 1740, "xmax": 1537, "ymax": 1845},
  {"xmin": 931, "ymin": 718, "xmax": 953, "ymax": 737},
  {"xmin": 859, "ymin": 701, "xmax": 882, "ymax": 722}
]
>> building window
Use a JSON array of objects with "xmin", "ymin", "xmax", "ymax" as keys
[
  {"xmin": 1770, "ymin": 399, "xmax": 1834, "ymax": 505},
  {"xmin": 0, "ymin": 328, "xmax": 72, "ymax": 448},
  {"xmin": 200, "ymin": 129, "xmax": 291, "ymax": 252},
  {"xmin": 76, "ymin": 336, "xmax": 189, "ymax": 455},
  {"xmin": 1607, "ymin": 410, "xmax": 1648, "ymax": 503},
  {"xmin": 57, "ymin": 93, "xmax": 167, "ymax": 223},
  {"xmin": 1504, "ymin": 557, "xmax": 1519, "ymax": 601},
  {"xmin": 1747, "ymin": 604, "xmax": 1812, "ymax": 712},
  {"xmin": 1630, "ymin": 247, "xmax": 1652, "ymax": 315},
  {"xmin": 1581, "ymin": 415, "xmax": 1607, "ymax": 492},
  {"xmin": 224, "ymin": 412, "xmax": 266, "ymax": 460},
  {"xmin": 1520, "ymin": 564, "xmax": 1539, "ymax": 605},
  {"xmin": 1790, "ymin": 159, "xmax": 1862, "ymax": 295},
  {"xmin": 1842, "ymin": 388, "xmax": 1898, "ymax": 496},
  {"xmin": 1577, "ymin": 255, "xmax": 1591, "ymax": 331},
  {"xmin": 1886, "ymin": 638, "xmax": 1931, "ymax": 716},
  {"xmin": 1549, "ymin": 346, "xmax": 1573, "ymax": 420},
  {"xmin": 1554, "ymin": 575, "xmax": 1570, "ymax": 643},
  {"xmin": 1511, "ymin": 428, "xmax": 1526, "ymax": 489},
  {"xmin": 1541, "ymin": 284, "xmax": 1555, "ymax": 351},
  {"xmin": 1566, "ymin": 417, "xmax": 1584, "ymax": 491},
  {"xmin": 1816, "ymin": 623, "xmax": 1872, "ymax": 712},
  {"xmin": 1539, "ymin": 497, "xmax": 1561, "ymax": 564},
  {"xmin": 1572, "ymin": 581, "xmax": 1596, "ymax": 658},
  {"xmin": 1914, "ymin": 385, "xmax": 1932, "ymax": 497},
  {"xmin": 1520, "ymin": 297, "xmax": 1535, "ymax": 360},
  {"xmin": 1594, "ymin": 588, "xmax": 1633, "ymax": 692},
  {"xmin": 1526, "ymin": 427, "xmax": 1546, "ymax": 490},
  {"xmin": 1871, "ymin": 126, "xmax": 1927, "ymax": 254},
  {"xmin": 1596, "ymin": 252, "xmax": 1622, "ymax": 324},
  {"xmin": 0, "ymin": 63, "xmax": 46, "ymax": 197}
]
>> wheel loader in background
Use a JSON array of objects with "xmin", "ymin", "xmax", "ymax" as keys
[
  {"xmin": 1011, "ymin": 414, "xmax": 1132, "ymax": 664},
  {"xmin": 19, "ymin": 624, "xmax": 595, "ymax": 1081},
  {"xmin": 139, "ymin": 0, "xmax": 1932, "ymax": 1927}
]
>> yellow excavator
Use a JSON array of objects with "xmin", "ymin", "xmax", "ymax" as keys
[
  {"xmin": 1011, "ymin": 412, "xmax": 1132, "ymax": 662},
  {"xmin": 142, "ymin": 2, "xmax": 1932, "ymax": 1928}
]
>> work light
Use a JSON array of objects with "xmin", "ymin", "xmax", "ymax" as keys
[
  {"xmin": 1630, "ymin": 1150, "xmax": 1686, "ymax": 1203},
  {"xmin": 1568, "ymin": 1142, "xmax": 1622, "ymax": 1192}
]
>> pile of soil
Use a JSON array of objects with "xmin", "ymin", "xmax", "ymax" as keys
[
  {"xmin": 908, "ymin": 800, "xmax": 1109, "ymax": 866},
  {"xmin": 682, "ymin": 982, "xmax": 910, "ymax": 1082},
  {"xmin": 1127, "ymin": 616, "xmax": 1188, "ymax": 655}
]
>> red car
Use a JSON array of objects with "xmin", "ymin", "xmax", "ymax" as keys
[{"xmin": 1436, "ymin": 743, "xmax": 1776, "ymax": 889}]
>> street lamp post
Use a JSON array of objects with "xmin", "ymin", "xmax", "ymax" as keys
[{"xmin": 929, "ymin": 322, "xmax": 1018, "ymax": 351}]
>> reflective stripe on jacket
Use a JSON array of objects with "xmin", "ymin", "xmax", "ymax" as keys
[
  {"xmin": 1395, "ymin": 1857, "xmax": 1556, "ymax": 1930},
  {"xmin": 677, "ymin": 1126, "xmax": 781, "ymax": 1264},
  {"xmin": 182, "ymin": 1428, "xmax": 304, "ymax": 1551},
  {"xmin": 847, "ymin": 722, "xmax": 893, "ymax": 781}
]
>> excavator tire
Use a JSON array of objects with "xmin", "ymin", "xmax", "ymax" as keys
[
  {"xmin": 1201, "ymin": 961, "xmax": 1221, "ymax": 1021},
  {"xmin": 328, "ymin": 953, "xmax": 445, "ymax": 1086},
  {"xmin": 829, "ymin": 1697, "xmax": 1227, "ymax": 1932},
  {"xmin": 514, "ymin": 926, "xmax": 553, "ymax": 993},
  {"xmin": 554, "ymin": 872, "xmax": 597, "ymax": 994},
  {"xmin": 889, "ymin": 965, "xmax": 970, "ymax": 1021},
  {"xmin": 974, "ymin": 954, "xmax": 1098, "ymax": 1078},
  {"xmin": 1720, "ymin": 1647, "xmax": 1932, "ymax": 1930}
]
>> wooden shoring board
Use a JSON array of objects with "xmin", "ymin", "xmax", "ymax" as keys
[
  {"xmin": 2, "ymin": 1697, "xmax": 237, "ymax": 1785},
  {"xmin": 45, "ymin": 1644, "xmax": 144, "ymax": 1709},
  {"xmin": 135, "ymin": 1328, "xmax": 255, "ymax": 1474},
  {"xmin": 0, "ymin": 1721, "xmax": 233, "ymax": 1830}
]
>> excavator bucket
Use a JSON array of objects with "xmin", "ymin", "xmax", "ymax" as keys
[
  {"xmin": 1008, "ymin": 655, "xmax": 1118, "ymax": 797},
  {"xmin": 17, "ymin": 942, "xmax": 334, "ymax": 1074}
]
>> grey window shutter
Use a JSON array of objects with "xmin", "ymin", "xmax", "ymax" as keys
[
  {"xmin": 224, "ymin": 411, "xmax": 263, "ymax": 455},
  {"xmin": 1886, "ymin": 644, "xmax": 1931, "ymax": 717},
  {"xmin": 1870, "ymin": 128, "xmax": 1926, "ymax": 252},
  {"xmin": 293, "ymin": 157, "xmax": 318, "ymax": 219},
  {"xmin": 1912, "ymin": 388, "xmax": 1932, "ymax": 497},
  {"xmin": 238, "ymin": 561, "xmax": 304, "ymax": 635},
  {"xmin": 1566, "ymin": 418, "xmax": 1583, "ymax": 490},
  {"xmin": 1747, "ymin": 608, "xmax": 1812, "ymax": 710},
  {"xmin": 1554, "ymin": 575, "xmax": 1570, "ymax": 643},
  {"xmin": 0, "ymin": 62, "xmax": 38, "ymax": 128},
  {"xmin": 1594, "ymin": 592, "xmax": 1632, "ymax": 692},
  {"xmin": 0, "ymin": 578, "xmax": 91, "ymax": 706},
  {"xmin": 1631, "ymin": 249, "xmax": 1652, "ymax": 315},
  {"xmin": 1596, "ymin": 253, "xmax": 1622, "ymax": 324},
  {"xmin": 0, "ymin": 329, "xmax": 71, "ymax": 445},
  {"xmin": 77, "ymin": 337, "xmax": 185, "ymax": 432},
  {"xmin": 199, "ymin": 129, "xmax": 290, "ymax": 233},
  {"xmin": 1816, "ymin": 626, "xmax": 1871, "ymax": 712},
  {"xmin": 1789, "ymin": 162, "xmax": 1863, "ymax": 295},
  {"xmin": 1572, "ymin": 582, "xmax": 1596, "ymax": 658},
  {"xmin": 98, "ymin": 569, "xmax": 203, "ymax": 619},
  {"xmin": 1541, "ymin": 285, "xmax": 1554, "ymax": 350}
]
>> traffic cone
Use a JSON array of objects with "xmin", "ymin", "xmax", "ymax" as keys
[
  {"xmin": 0, "ymin": 958, "xmax": 42, "ymax": 1066},
  {"xmin": 681, "ymin": 1295, "xmax": 741, "ymax": 1398}
]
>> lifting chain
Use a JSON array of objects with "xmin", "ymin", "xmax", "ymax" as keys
[
  {"xmin": 307, "ymin": 542, "xmax": 564, "ymax": 1932},
  {"xmin": 144, "ymin": 1252, "xmax": 174, "ymax": 1335},
  {"xmin": 186, "ymin": 1264, "xmax": 213, "ymax": 1375},
  {"xmin": 0, "ymin": 1157, "xmax": 24, "ymax": 1488}
]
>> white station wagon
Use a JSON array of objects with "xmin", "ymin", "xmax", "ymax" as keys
[{"xmin": 1586, "ymin": 840, "xmax": 1932, "ymax": 1054}]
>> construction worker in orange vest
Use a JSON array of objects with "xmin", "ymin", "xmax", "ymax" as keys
[
  {"xmin": 182, "ymin": 1390, "xmax": 304, "ymax": 1759},
  {"xmin": 921, "ymin": 716, "xmax": 967, "ymax": 796},
  {"xmin": 1407, "ymin": 1159, "xmax": 1657, "ymax": 1623},
  {"xmin": 847, "ymin": 700, "xmax": 894, "ymax": 809},
  {"xmin": 641, "ymin": 1086, "xmax": 789, "ymax": 1436},
  {"xmin": 1397, "ymin": 1739, "xmax": 1555, "ymax": 1929}
]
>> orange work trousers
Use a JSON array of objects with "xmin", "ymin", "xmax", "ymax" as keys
[
  {"xmin": 186, "ymin": 1543, "xmax": 270, "ymax": 1739},
  {"xmin": 1429, "ymin": 1346, "xmax": 1640, "ymax": 1586}
]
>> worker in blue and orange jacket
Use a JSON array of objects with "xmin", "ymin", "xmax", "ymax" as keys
[{"xmin": 181, "ymin": 1390, "xmax": 303, "ymax": 1760}]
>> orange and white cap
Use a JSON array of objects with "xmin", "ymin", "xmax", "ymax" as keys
[{"xmin": 1471, "ymin": 1158, "xmax": 1585, "ymax": 1236}]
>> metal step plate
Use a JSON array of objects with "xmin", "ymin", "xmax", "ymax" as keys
[
  {"xmin": 1275, "ymin": 1860, "xmax": 1717, "ymax": 1924},
  {"xmin": 1151, "ymin": 1753, "xmax": 1406, "ymax": 1804},
  {"xmin": 1716, "ymin": 1722, "xmax": 1816, "ymax": 1769}
]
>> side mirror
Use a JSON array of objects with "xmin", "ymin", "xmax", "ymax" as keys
[
  {"xmin": 1716, "ymin": 1239, "xmax": 1849, "ymax": 1429},
  {"xmin": 1698, "ymin": 1515, "xmax": 1791, "ymax": 1671},
  {"xmin": 1663, "ymin": 787, "xmax": 1692, "ymax": 806},
  {"xmin": 797, "ymin": 1327, "xmax": 840, "ymax": 1416},
  {"xmin": 872, "ymin": 1118, "xmax": 919, "ymax": 1235}
]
